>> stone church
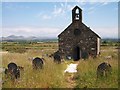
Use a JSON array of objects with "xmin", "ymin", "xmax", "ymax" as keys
[{"xmin": 57, "ymin": 6, "xmax": 101, "ymax": 61}]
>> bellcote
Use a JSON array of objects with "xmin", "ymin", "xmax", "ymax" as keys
[{"xmin": 72, "ymin": 6, "xmax": 82, "ymax": 22}]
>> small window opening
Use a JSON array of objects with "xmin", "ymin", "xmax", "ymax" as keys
[
  {"xmin": 75, "ymin": 8, "xmax": 79, "ymax": 20},
  {"xmin": 74, "ymin": 29, "xmax": 81, "ymax": 36}
]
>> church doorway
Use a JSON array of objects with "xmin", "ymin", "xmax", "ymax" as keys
[{"xmin": 73, "ymin": 46, "xmax": 81, "ymax": 61}]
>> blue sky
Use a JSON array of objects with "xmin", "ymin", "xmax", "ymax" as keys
[{"xmin": 2, "ymin": 1, "xmax": 118, "ymax": 38}]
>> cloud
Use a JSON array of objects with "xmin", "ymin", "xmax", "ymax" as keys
[
  {"xmin": 52, "ymin": 4, "xmax": 65, "ymax": 16},
  {"xmin": 36, "ymin": 12, "xmax": 51, "ymax": 20},
  {"xmin": 53, "ymin": 8, "xmax": 63, "ymax": 15},
  {"xmin": 101, "ymin": 2, "xmax": 109, "ymax": 5},
  {"xmin": 42, "ymin": 15, "xmax": 51, "ymax": 19},
  {"xmin": 52, "ymin": 2, "xmax": 81, "ymax": 16},
  {"xmin": 2, "ymin": 26, "xmax": 118, "ymax": 38},
  {"xmin": 92, "ymin": 27, "xmax": 118, "ymax": 38},
  {"xmin": 36, "ymin": 3, "xmax": 85, "ymax": 19},
  {"xmin": 84, "ymin": 2, "xmax": 110, "ymax": 14},
  {"xmin": 87, "ymin": 6, "xmax": 96, "ymax": 14},
  {"xmin": 2, "ymin": 27, "xmax": 62, "ymax": 38},
  {"xmin": 36, "ymin": 4, "xmax": 65, "ymax": 20}
]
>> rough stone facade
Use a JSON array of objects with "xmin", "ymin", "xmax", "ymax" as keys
[{"xmin": 58, "ymin": 6, "xmax": 101, "ymax": 61}]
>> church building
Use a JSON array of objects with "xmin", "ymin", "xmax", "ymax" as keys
[{"xmin": 58, "ymin": 6, "xmax": 101, "ymax": 60}]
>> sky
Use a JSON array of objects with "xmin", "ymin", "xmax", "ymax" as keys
[{"xmin": 1, "ymin": 1, "xmax": 118, "ymax": 38}]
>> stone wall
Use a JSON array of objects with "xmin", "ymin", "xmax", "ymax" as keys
[{"xmin": 58, "ymin": 21, "xmax": 100, "ymax": 59}]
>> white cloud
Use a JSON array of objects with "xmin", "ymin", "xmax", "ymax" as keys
[
  {"xmin": 42, "ymin": 15, "xmax": 51, "ymax": 19},
  {"xmin": 101, "ymin": 2, "xmax": 109, "ymax": 5},
  {"xmin": 36, "ymin": 12, "xmax": 51, "ymax": 20},
  {"xmin": 60, "ymin": 3, "xmax": 64, "ymax": 7},
  {"xmin": 86, "ymin": 6, "xmax": 96, "ymax": 14},
  {"xmin": 2, "ymin": 27, "xmax": 62, "ymax": 38},
  {"xmin": 52, "ymin": 4, "xmax": 65, "ymax": 16},
  {"xmin": 53, "ymin": 8, "xmax": 63, "ymax": 15},
  {"xmin": 92, "ymin": 27, "xmax": 118, "ymax": 38},
  {"xmin": 84, "ymin": 2, "xmax": 109, "ymax": 14},
  {"xmin": 2, "ymin": 27, "xmax": 118, "ymax": 38}
]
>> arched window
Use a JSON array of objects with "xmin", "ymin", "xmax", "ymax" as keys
[
  {"xmin": 75, "ymin": 8, "xmax": 79, "ymax": 14},
  {"xmin": 74, "ymin": 29, "xmax": 81, "ymax": 36}
]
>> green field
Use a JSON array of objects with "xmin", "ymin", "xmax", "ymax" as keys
[{"xmin": 1, "ymin": 42, "xmax": 119, "ymax": 88}]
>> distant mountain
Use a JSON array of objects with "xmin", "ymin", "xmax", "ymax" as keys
[
  {"xmin": 2, "ymin": 35, "xmax": 25, "ymax": 40},
  {"xmin": 1, "ymin": 35, "xmax": 118, "ymax": 42},
  {"xmin": 24, "ymin": 36, "xmax": 38, "ymax": 40},
  {"xmin": 1, "ymin": 35, "xmax": 57, "ymax": 42},
  {"xmin": 1, "ymin": 35, "xmax": 41, "ymax": 41}
]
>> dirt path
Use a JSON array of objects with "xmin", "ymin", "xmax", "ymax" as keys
[
  {"xmin": 65, "ymin": 73, "xmax": 76, "ymax": 88},
  {"xmin": 64, "ymin": 61, "xmax": 79, "ymax": 88}
]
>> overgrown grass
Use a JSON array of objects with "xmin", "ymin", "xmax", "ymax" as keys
[
  {"xmin": 1, "ymin": 42, "xmax": 118, "ymax": 88},
  {"xmin": 74, "ymin": 46, "xmax": 118, "ymax": 88},
  {"xmin": 2, "ymin": 42, "xmax": 67, "ymax": 88},
  {"xmin": 2, "ymin": 49, "xmax": 67, "ymax": 88}
]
